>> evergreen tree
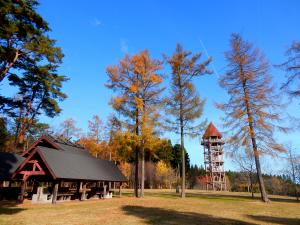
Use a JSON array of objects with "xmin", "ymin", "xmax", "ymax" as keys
[
  {"xmin": 0, "ymin": 0, "xmax": 63, "ymax": 83},
  {"xmin": 6, "ymin": 65, "xmax": 67, "ymax": 149}
]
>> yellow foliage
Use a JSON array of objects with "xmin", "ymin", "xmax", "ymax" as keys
[
  {"xmin": 155, "ymin": 161, "xmax": 169, "ymax": 177},
  {"xmin": 113, "ymin": 97, "xmax": 124, "ymax": 109},
  {"xmin": 119, "ymin": 162, "xmax": 132, "ymax": 179},
  {"xmin": 77, "ymin": 137, "xmax": 103, "ymax": 158},
  {"xmin": 150, "ymin": 74, "xmax": 162, "ymax": 83},
  {"xmin": 129, "ymin": 84, "xmax": 138, "ymax": 93},
  {"xmin": 135, "ymin": 96, "xmax": 143, "ymax": 110}
]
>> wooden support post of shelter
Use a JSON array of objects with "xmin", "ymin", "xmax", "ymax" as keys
[
  {"xmin": 119, "ymin": 182, "xmax": 122, "ymax": 197},
  {"xmin": 52, "ymin": 182, "xmax": 59, "ymax": 204},
  {"xmin": 103, "ymin": 184, "xmax": 107, "ymax": 198},
  {"xmin": 76, "ymin": 181, "xmax": 80, "ymax": 200},
  {"xmin": 81, "ymin": 183, "xmax": 86, "ymax": 201},
  {"xmin": 18, "ymin": 180, "xmax": 26, "ymax": 203}
]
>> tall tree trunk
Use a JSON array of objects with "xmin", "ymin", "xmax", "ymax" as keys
[
  {"xmin": 242, "ymin": 79, "xmax": 269, "ymax": 202},
  {"xmin": 249, "ymin": 172, "xmax": 254, "ymax": 198},
  {"xmin": 180, "ymin": 120, "xmax": 185, "ymax": 198},
  {"xmin": 140, "ymin": 102, "xmax": 146, "ymax": 197},
  {"xmin": 289, "ymin": 148, "xmax": 299, "ymax": 201},
  {"xmin": 141, "ymin": 147, "xmax": 145, "ymax": 197},
  {"xmin": 178, "ymin": 71, "xmax": 185, "ymax": 198},
  {"xmin": 134, "ymin": 107, "xmax": 139, "ymax": 198}
]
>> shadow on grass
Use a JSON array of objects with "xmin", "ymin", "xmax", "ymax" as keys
[
  {"xmin": 248, "ymin": 215, "xmax": 300, "ymax": 225},
  {"xmin": 122, "ymin": 205, "xmax": 255, "ymax": 225},
  {"xmin": 188, "ymin": 193, "xmax": 299, "ymax": 204},
  {"xmin": 0, "ymin": 201, "xmax": 26, "ymax": 215},
  {"xmin": 140, "ymin": 191, "xmax": 299, "ymax": 203}
]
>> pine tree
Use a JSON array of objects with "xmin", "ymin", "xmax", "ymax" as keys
[
  {"xmin": 0, "ymin": 0, "xmax": 63, "ymax": 83},
  {"xmin": 6, "ymin": 65, "xmax": 67, "ymax": 149}
]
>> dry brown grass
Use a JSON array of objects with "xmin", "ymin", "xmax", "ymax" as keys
[{"xmin": 0, "ymin": 189, "xmax": 299, "ymax": 225}]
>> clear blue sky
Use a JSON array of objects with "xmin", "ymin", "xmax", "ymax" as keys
[{"xmin": 6, "ymin": 0, "xmax": 300, "ymax": 171}]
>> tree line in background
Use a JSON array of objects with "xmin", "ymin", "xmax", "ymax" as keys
[{"xmin": 1, "ymin": 0, "xmax": 300, "ymax": 202}]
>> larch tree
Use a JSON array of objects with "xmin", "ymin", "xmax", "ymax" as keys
[
  {"xmin": 106, "ymin": 114, "xmax": 123, "ymax": 161},
  {"xmin": 285, "ymin": 144, "xmax": 299, "ymax": 201},
  {"xmin": 88, "ymin": 115, "xmax": 104, "ymax": 144},
  {"xmin": 280, "ymin": 41, "xmax": 300, "ymax": 98},
  {"xmin": 218, "ymin": 33, "xmax": 287, "ymax": 202},
  {"xmin": 233, "ymin": 148, "xmax": 256, "ymax": 198},
  {"xmin": 59, "ymin": 118, "xmax": 81, "ymax": 140},
  {"xmin": 106, "ymin": 50, "xmax": 164, "ymax": 197},
  {"xmin": 164, "ymin": 44, "xmax": 212, "ymax": 198}
]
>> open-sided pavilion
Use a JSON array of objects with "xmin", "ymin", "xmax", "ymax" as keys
[{"xmin": 0, "ymin": 135, "xmax": 127, "ymax": 204}]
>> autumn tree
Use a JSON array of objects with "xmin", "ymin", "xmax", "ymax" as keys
[
  {"xmin": 285, "ymin": 144, "xmax": 300, "ymax": 201},
  {"xmin": 88, "ymin": 115, "xmax": 104, "ymax": 144},
  {"xmin": 5, "ymin": 65, "xmax": 67, "ymax": 149},
  {"xmin": 59, "ymin": 118, "xmax": 81, "ymax": 140},
  {"xmin": 280, "ymin": 41, "xmax": 300, "ymax": 98},
  {"xmin": 232, "ymin": 148, "xmax": 256, "ymax": 198},
  {"xmin": 77, "ymin": 137, "xmax": 105, "ymax": 159},
  {"xmin": 0, "ymin": 0, "xmax": 63, "ymax": 84},
  {"xmin": 164, "ymin": 44, "xmax": 211, "ymax": 198},
  {"xmin": 106, "ymin": 50, "xmax": 164, "ymax": 197},
  {"xmin": 218, "ymin": 34, "xmax": 288, "ymax": 202}
]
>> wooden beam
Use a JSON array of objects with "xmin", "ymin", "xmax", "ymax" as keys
[{"xmin": 52, "ymin": 182, "xmax": 59, "ymax": 204}]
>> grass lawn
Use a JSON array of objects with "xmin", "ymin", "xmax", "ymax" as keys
[{"xmin": 0, "ymin": 189, "xmax": 299, "ymax": 225}]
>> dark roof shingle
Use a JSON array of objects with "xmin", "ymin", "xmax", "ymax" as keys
[
  {"xmin": 0, "ymin": 152, "xmax": 25, "ymax": 180},
  {"xmin": 37, "ymin": 146, "xmax": 127, "ymax": 182}
]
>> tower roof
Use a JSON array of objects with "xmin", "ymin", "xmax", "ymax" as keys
[{"xmin": 203, "ymin": 122, "xmax": 222, "ymax": 138}]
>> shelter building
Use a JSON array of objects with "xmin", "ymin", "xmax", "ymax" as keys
[{"xmin": 0, "ymin": 136, "xmax": 127, "ymax": 204}]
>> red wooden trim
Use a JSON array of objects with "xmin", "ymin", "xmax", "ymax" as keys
[
  {"xmin": 22, "ymin": 136, "xmax": 62, "ymax": 157},
  {"xmin": 12, "ymin": 147, "xmax": 57, "ymax": 180},
  {"xmin": 11, "ymin": 147, "xmax": 38, "ymax": 179}
]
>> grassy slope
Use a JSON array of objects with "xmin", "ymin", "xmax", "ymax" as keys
[{"xmin": 0, "ymin": 189, "xmax": 299, "ymax": 225}]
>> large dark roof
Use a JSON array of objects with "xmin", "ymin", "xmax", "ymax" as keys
[
  {"xmin": 37, "ymin": 146, "xmax": 127, "ymax": 182},
  {"xmin": 0, "ymin": 152, "xmax": 25, "ymax": 180}
]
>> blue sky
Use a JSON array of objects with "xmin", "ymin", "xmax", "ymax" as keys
[{"xmin": 3, "ymin": 0, "xmax": 300, "ymax": 172}]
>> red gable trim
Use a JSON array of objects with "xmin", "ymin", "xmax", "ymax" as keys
[
  {"xmin": 12, "ymin": 147, "xmax": 57, "ymax": 180},
  {"xmin": 22, "ymin": 136, "xmax": 62, "ymax": 157}
]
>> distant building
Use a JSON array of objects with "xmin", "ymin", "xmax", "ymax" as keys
[{"xmin": 201, "ymin": 122, "xmax": 226, "ymax": 191}]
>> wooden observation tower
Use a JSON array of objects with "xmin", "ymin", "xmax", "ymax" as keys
[{"xmin": 201, "ymin": 122, "xmax": 226, "ymax": 191}]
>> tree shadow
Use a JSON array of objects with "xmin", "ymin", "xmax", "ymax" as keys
[
  {"xmin": 188, "ymin": 192, "xmax": 299, "ymax": 204},
  {"xmin": 122, "ymin": 205, "xmax": 255, "ymax": 225},
  {"xmin": 144, "ymin": 191, "xmax": 299, "ymax": 203},
  {"xmin": 0, "ymin": 201, "xmax": 26, "ymax": 215},
  {"xmin": 248, "ymin": 215, "xmax": 300, "ymax": 225}
]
